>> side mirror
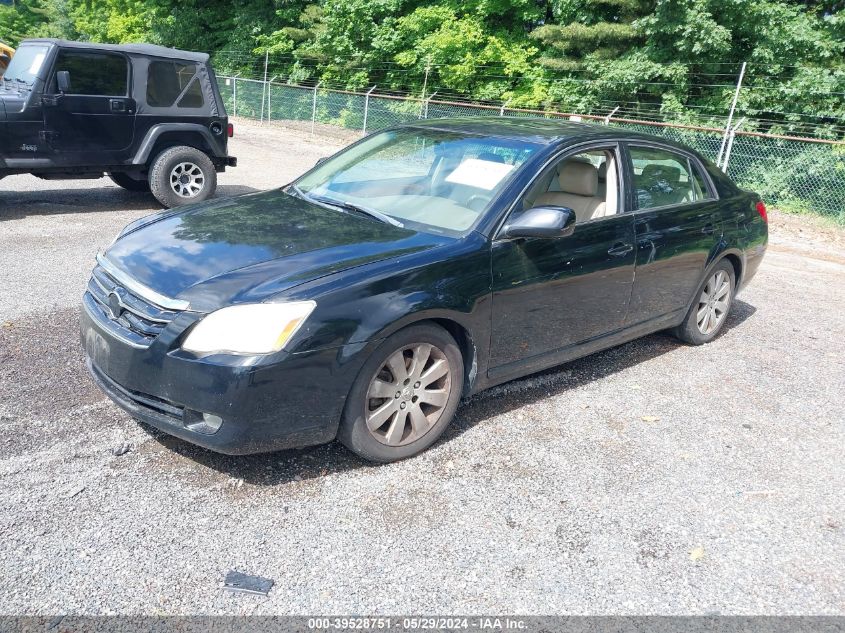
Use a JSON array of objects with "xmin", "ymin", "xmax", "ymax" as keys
[
  {"xmin": 315, "ymin": 157, "xmax": 328, "ymax": 166},
  {"xmin": 56, "ymin": 70, "xmax": 71, "ymax": 93},
  {"xmin": 501, "ymin": 206, "xmax": 576, "ymax": 239}
]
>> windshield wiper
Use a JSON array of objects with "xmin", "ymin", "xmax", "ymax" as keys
[{"xmin": 300, "ymin": 190, "xmax": 404, "ymax": 228}]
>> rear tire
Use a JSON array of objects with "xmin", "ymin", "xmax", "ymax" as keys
[
  {"xmin": 149, "ymin": 145, "xmax": 216, "ymax": 208},
  {"xmin": 672, "ymin": 260, "xmax": 735, "ymax": 345},
  {"xmin": 338, "ymin": 323, "xmax": 464, "ymax": 463},
  {"xmin": 108, "ymin": 172, "xmax": 150, "ymax": 192}
]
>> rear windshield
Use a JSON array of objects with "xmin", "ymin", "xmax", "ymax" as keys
[{"xmin": 2, "ymin": 44, "xmax": 49, "ymax": 85}]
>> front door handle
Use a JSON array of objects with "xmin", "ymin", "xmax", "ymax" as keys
[
  {"xmin": 110, "ymin": 99, "xmax": 126, "ymax": 113},
  {"xmin": 608, "ymin": 242, "xmax": 633, "ymax": 257}
]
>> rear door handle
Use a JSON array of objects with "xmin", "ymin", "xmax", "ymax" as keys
[
  {"xmin": 702, "ymin": 222, "xmax": 717, "ymax": 235},
  {"xmin": 608, "ymin": 242, "xmax": 633, "ymax": 257}
]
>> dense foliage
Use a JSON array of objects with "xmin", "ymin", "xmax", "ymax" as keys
[{"xmin": 2, "ymin": 0, "xmax": 844, "ymax": 137}]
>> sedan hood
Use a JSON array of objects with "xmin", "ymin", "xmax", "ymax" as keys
[{"xmin": 104, "ymin": 189, "xmax": 453, "ymax": 311}]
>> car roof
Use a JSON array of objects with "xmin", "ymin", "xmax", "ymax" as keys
[
  {"xmin": 407, "ymin": 116, "xmax": 684, "ymax": 148},
  {"xmin": 20, "ymin": 38, "xmax": 208, "ymax": 63}
]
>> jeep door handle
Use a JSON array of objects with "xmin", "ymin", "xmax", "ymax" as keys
[
  {"xmin": 608, "ymin": 242, "xmax": 634, "ymax": 257},
  {"xmin": 110, "ymin": 99, "xmax": 126, "ymax": 113}
]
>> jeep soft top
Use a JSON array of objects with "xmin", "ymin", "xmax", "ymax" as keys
[{"xmin": 0, "ymin": 38, "xmax": 237, "ymax": 207}]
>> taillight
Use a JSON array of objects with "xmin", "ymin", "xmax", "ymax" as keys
[
  {"xmin": 755, "ymin": 200, "xmax": 768, "ymax": 223},
  {"xmin": 227, "ymin": 123, "xmax": 234, "ymax": 138}
]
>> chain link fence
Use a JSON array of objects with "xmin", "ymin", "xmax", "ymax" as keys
[{"xmin": 218, "ymin": 76, "xmax": 845, "ymax": 221}]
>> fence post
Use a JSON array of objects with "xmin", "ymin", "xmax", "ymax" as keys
[
  {"xmin": 721, "ymin": 117, "xmax": 746, "ymax": 174},
  {"xmin": 311, "ymin": 81, "xmax": 322, "ymax": 135},
  {"xmin": 266, "ymin": 75, "xmax": 278, "ymax": 123},
  {"xmin": 362, "ymin": 85, "xmax": 377, "ymax": 136},
  {"xmin": 260, "ymin": 50, "xmax": 269, "ymax": 124},
  {"xmin": 419, "ymin": 58, "xmax": 431, "ymax": 118},
  {"xmin": 423, "ymin": 92, "xmax": 437, "ymax": 119},
  {"xmin": 499, "ymin": 99, "xmax": 509, "ymax": 116},
  {"xmin": 604, "ymin": 106, "xmax": 620, "ymax": 125},
  {"xmin": 717, "ymin": 61, "xmax": 747, "ymax": 167},
  {"xmin": 232, "ymin": 73, "xmax": 240, "ymax": 118}
]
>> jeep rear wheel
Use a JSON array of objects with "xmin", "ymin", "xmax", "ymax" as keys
[
  {"xmin": 109, "ymin": 172, "xmax": 150, "ymax": 192},
  {"xmin": 149, "ymin": 146, "xmax": 216, "ymax": 208}
]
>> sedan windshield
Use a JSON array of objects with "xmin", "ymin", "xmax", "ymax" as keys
[
  {"xmin": 2, "ymin": 45, "xmax": 49, "ymax": 86},
  {"xmin": 294, "ymin": 128, "xmax": 540, "ymax": 236}
]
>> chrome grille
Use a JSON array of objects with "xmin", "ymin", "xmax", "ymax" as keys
[{"xmin": 85, "ymin": 264, "xmax": 181, "ymax": 346}]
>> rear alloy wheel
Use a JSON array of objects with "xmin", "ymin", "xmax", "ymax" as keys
[
  {"xmin": 149, "ymin": 145, "xmax": 216, "ymax": 208},
  {"xmin": 109, "ymin": 172, "xmax": 150, "ymax": 192},
  {"xmin": 339, "ymin": 324, "xmax": 463, "ymax": 462},
  {"xmin": 696, "ymin": 269, "xmax": 731, "ymax": 335},
  {"xmin": 673, "ymin": 260, "xmax": 735, "ymax": 345}
]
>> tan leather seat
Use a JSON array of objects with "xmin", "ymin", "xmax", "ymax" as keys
[
  {"xmin": 535, "ymin": 162, "xmax": 605, "ymax": 222},
  {"xmin": 597, "ymin": 162, "xmax": 607, "ymax": 198}
]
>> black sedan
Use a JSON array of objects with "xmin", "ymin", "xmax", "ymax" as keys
[{"xmin": 81, "ymin": 118, "xmax": 768, "ymax": 462}]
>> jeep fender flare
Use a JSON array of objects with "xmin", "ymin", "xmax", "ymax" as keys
[{"xmin": 132, "ymin": 123, "xmax": 224, "ymax": 165}]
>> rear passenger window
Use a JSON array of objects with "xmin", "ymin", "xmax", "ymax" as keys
[
  {"xmin": 630, "ymin": 147, "xmax": 713, "ymax": 210},
  {"xmin": 53, "ymin": 51, "xmax": 127, "ymax": 96},
  {"xmin": 147, "ymin": 61, "xmax": 201, "ymax": 107}
]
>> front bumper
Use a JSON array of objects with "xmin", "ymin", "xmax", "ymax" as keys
[{"xmin": 81, "ymin": 296, "xmax": 365, "ymax": 455}]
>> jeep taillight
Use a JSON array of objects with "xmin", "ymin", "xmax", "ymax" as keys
[
  {"xmin": 755, "ymin": 200, "xmax": 768, "ymax": 223},
  {"xmin": 227, "ymin": 123, "xmax": 234, "ymax": 138}
]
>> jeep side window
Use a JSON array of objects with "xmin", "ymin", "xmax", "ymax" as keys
[
  {"xmin": 177, "ymin": 78, "xmax": 204, "ymax": 108},
  {"xmin": 52, "ymin": 51, "xmax": 127, "ymax": 96},
  {"xmin": 147, "ymin": 61, "xmax": 204, "ymax": 108}
]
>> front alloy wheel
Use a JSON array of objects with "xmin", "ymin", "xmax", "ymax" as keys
[
  {"xmin": 365, "ymin": 343, "xmax": 452, "ymax": 446},
  {"xmin": 338, "ymin": 323, "xmax": 464, "ymax": 462}
]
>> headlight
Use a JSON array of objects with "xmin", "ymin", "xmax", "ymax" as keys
[{"xmin": 181, "ymin": 301, "xmax": 316, "ymax": 355}]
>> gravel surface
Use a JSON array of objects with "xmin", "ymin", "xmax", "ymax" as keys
[{"xmin": 0, "ymin": 120, "xmax": 843, "ymax": 615}]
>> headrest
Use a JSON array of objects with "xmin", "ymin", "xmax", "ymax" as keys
[
  {"xmin": 597, "ymin": 162, "xmax": 607, "ymax": 179},
  {"xmin": 558, "ymin": 161, "xmax": 598, "ymax": 197},
  {"xmin": 641, "ymin": 164, "xmax": 681, "ymax": 186}
]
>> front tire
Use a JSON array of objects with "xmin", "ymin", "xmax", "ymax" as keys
[
  {"xmin": 149, "ymin": 145, "xmax": 216, "ymax": 208},
  {"xmin": 673, "ymin": 260, "xmax": 735, "ymax": 345},
  {"xmin": 109, "ymin": 172, "xmax": 150, "ymax": 192},
  {"xmin": 338, "ymin": 323, "xmax": 464, "ymax": 463}
]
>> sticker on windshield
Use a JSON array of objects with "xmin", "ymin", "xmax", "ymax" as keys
[
  {"xmin": 445, "ymin": 158, "xmax": 514, "ymax": 190},
  {"xmin": 28, "ymin": 52, "xmax": 46, "ymax": 75}
]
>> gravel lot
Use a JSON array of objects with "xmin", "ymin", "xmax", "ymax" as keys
[{"xmin": 1, "ymin": 120, "xmax": 843, "ymax": 615}]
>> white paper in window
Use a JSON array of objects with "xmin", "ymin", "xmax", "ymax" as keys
[
  {"xmin": 445, "ymin": 158, "xmax": 514, "ymax": 191},
  {"xmin": 28, "ymin": 52, "xmax": 46, "ymax": 75}
]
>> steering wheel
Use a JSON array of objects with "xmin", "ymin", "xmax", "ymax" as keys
[{"xmin": 466, "ymin": 194, "xmax": 492, "ymax": 211}]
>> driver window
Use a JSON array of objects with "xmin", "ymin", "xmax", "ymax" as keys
[{"xmin": 522, "ymin": 149, "xmax": 619, "ymax": 223}]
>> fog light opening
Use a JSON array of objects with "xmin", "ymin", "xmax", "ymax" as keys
[{"xmin": 184, "ymin": 411, "xmax": 224, "ymax": 435}]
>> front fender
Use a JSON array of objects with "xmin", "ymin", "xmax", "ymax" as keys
[{"xmin": 280, "ymin": 233, "xmax": 493, "ymax": 389}]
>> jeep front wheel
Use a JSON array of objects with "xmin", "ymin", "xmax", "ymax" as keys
[
  {"xmin": 109, "ymin": 172, "xmax": 150, "ymax": 192},
  {"xmin": 149, "ymin": 146, "xmax": 217, "ymax": 208}
]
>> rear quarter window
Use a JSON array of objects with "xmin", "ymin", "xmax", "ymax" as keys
[{"xmin": 147, "ymin": 61, "xmax": 203, "ymax": 108}]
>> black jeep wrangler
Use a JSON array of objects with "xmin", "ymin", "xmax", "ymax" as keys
[{"xmin": 0, "ymin": 39, "xmax": 236, "ymax": 208}]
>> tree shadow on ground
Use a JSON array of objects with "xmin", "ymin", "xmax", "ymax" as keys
[{"xmin": 0, "ymin": 184, "xmax": 258, "ymax": 220}]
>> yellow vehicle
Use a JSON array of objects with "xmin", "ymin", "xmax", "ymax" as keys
[{"xmin": 0, "ymin": 41, "xmax": 14, "ymax": 77}]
